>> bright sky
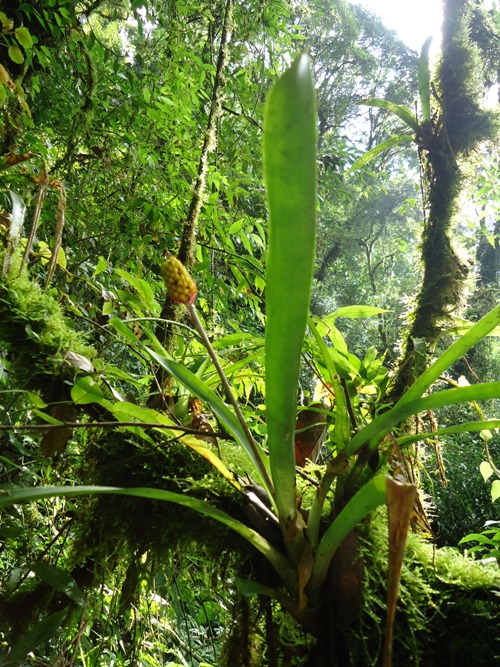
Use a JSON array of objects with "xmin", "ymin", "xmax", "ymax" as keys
[{"xmin": 354, "ymin": 0, "xmax": 443, "ymax": 53}]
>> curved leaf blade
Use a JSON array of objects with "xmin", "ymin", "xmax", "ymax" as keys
[
  {"xmin": 145, "ymin": 347, "xmax": 270, "ymax": 488},
  {"xmin": 347, "ymin": 382, "xmax": 500, "ymax": 456},
  {"xmin": 397, "ymin": 420, "xmax": 500, "ymax": 449},
  {"xmin": 33, "ymin": 562, "xmax": 85, "ymax": 607},
  {"xmin": 0, "ymin": 485, "xmax": 296, "ymax": 588},
  {"xmin": 397, "ymin": 305, "xmax": 500, "ymax": 409},
  {"xmin": 9, "ymin": 608, "xmax": 69, "ymax": 662},
  {"xmin": 358, "ymin": 98, "xmax": 420, "ymax": 133},
  {"xmin": 346, "ymin": 135, "xmax": 413, "ymax": 174}
]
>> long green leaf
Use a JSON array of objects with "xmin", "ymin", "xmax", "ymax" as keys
[
  {"xmin": 418, "ymin": 37, "xmax": 433, "ymax": 121},
  {"xmin": 33, "ymin": 562, "xmax": 85, "ymax": 607},
  {"xmin": 0, "ymin": 486, "xmax": 296, "ymax": 589},
  {"xmin": 111, "ymin": 400, "xmax": 241, "ymax": 487},
  {"xmin": 8, "ymin": 607, "xmax": 69, "ymax": 662},
  {"xmin": 307, "ymin": 317, "xmax": 350, "ymax": 548},
  {"xmin": 397, "ymin": 305, "xmax": 500, "ymax": 409},
  {"xmin": 308, "ymin": 317, "xmax": 349, "ymax": 448},
  {"xmin": 346, "ymin": 135, "xmax": 413, "ymax": 174},
  {"xmin": 358, "ymin": 98, "xmax": 420, "ymax": 133},
  {"xmin": 346, "ymin": 382, "xmax": 500, "ymax": 456},
  {"xmin": 307, "ymin": 474, "xmax": 387, "ymax": 601},
  {"xmin": 397, "ymin": 420, "xmax": 500, "ymax": 448},
  {"xmin": 264, "ymin": 54, "xmax": 317, "ymax": 525},
  {"xmin": 146, "ymin": 347, "xmax": 270, "ymax": 491}
]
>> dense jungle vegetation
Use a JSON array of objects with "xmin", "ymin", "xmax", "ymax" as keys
[{"xmin": 0, "ymin": 0, "xmax": 499, "ymax": 665}]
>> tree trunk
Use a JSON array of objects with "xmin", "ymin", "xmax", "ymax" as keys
[{"xmin": 391, "ymin": 0, "xmax": 498, "ymax": 399}]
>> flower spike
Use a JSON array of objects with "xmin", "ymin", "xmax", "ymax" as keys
[{"xmin": 161, "ymin": 255, "xmax": 197, "ymax": 305}]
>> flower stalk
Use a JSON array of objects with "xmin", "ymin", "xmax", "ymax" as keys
[{"xmin": 162, "ymin": 255, "xmax": 274, "ymax": 495}]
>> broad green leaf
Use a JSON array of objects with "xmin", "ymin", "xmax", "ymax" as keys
[
  {"xmin": 0, "ymin": 486, "xmax": 296, "ymax": 589},
  {"xmin": 71, "ymin": 376, "xmax": 107, "ymax": 406},
  {"xmin": 101, "ymin": 300, "xmax": 113, "ymax": 316},
  {"xmin": 27, "ymin": 392, "xmax": 47, "ymax": 409},
  {"xmin": 108, "ymin": 316, "xmax": 142, "ymax": 345},
  {"xmin": 459, "ymin": 532, "xmax": 492, "ymax": 545},
  {"xmin": 480, "ymin": 461, "xmax": 494, "ymax": 483},
  {"xmin": 492, "ymin": 480, "xmax": 500, "ymax": 503},
  {"xmin": 0, "ymin": 12, "xmax": 14, "ymax": 31},
  {"xmin": 236, "ymin": 578, "xmax": 276, "ymax": 598},
  {"xmin": 329, "ymin": 347, "xmax": 360, "ymax": 378},
  {"xmin": 264, "ymin": 54, "xmax": 316, "ymax": 526},
  {"xmin": 114, "ymin": 267, "xmax": 159, "ymax": 315},
  {"xmin": 363, "ymin": 346, "xmax": 378, "ymax": 367},
  {"xmin": 32, "ymin": 409, "xmax": 64, "ymax": 425},
  {"xmin": 346, "ymin": 135, "xmax": 413, "ymax": 174},
  {"xmin": 9, "ymin": 607, "xmax": 69, "ymax": 661},
  {"xmin": 15, "ymin": 26, "xmax": 33, "ymax": 50},
  {"xmin": 145, "ymin": 348, "xmax": 271, "ymax": 492},
  {"xmin": 228, "ymin": 218, "xmax": 245, "ymax": 234},
  {"xmin": 8, "ymin": 45, "xmax": 24, "ymax": 64},
  {"xmin": 32, "ymin": 562, "xmax": 85, "ymax": 606},
  {"xmin": 307, "ymin": 475, "xmax": 386, "ymax": 600},
  {"xmin": 418, "ymin": 37, "xmax": 433, "ymax": 121},
  {"xmin": 326, "ymin": 322, "xmax": 349, "ymax": 355},
  {"xmin": 93, "ymin": 255, "xmax": 108, "ymax": 276},
  {"xmin": 358, "ymin": 98, "xmax": 420, "ymax": 133},
  {"xmin": 112, "ymin": 401, "xmax": 169, "ymax": 424}
]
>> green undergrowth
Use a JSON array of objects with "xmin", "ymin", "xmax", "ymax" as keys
[
  {"xmin": 223, "ymin": 505, "xmax": 500, "ymax": 666},
  {"xmin": 353, "ymin": 508, "xmax": 500, "ymax": 666}
]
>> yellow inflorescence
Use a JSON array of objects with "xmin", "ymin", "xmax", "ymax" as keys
[{"xmin": 161, "ymin": 256, "xmax": 197, "ymax": 304}]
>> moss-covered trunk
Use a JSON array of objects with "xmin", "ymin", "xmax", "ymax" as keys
[{"xmin": 392, "ymin": 0, "xmax": 498, "ymax": 398}]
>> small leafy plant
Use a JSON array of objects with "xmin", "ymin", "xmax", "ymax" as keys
[{"xmin": 459, "ymin": 521, "xmax": 500, "ymax": 562}]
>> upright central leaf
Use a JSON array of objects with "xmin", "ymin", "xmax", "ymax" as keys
[{"xmin": 264, "ymin": 54, "xmax": 317, "ymax": 528}]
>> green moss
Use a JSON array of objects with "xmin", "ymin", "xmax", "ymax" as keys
[
  {"xmin": 352, "ymin": 509, "xmax": 500, "ymax": 666},
  {"xmin": 408, "ymin": 538, "xmax": 500, "ymax": 590},
  {"xmin": 68, "ymin": 429, "xmax": 251, "ymax": 584},
  {"xmin": 0, "ymin": 249, "xmax": 97, "ymax": 390}
]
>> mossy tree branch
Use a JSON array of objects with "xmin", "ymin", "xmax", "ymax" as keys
[{"xmin": 156, "ymin": 0, "xmax": 234, "ymax": 352}]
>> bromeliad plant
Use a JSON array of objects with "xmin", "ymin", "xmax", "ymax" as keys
[{"xmin": 1, "ymin": 55, "xmax": 500, "ymax": 663}]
